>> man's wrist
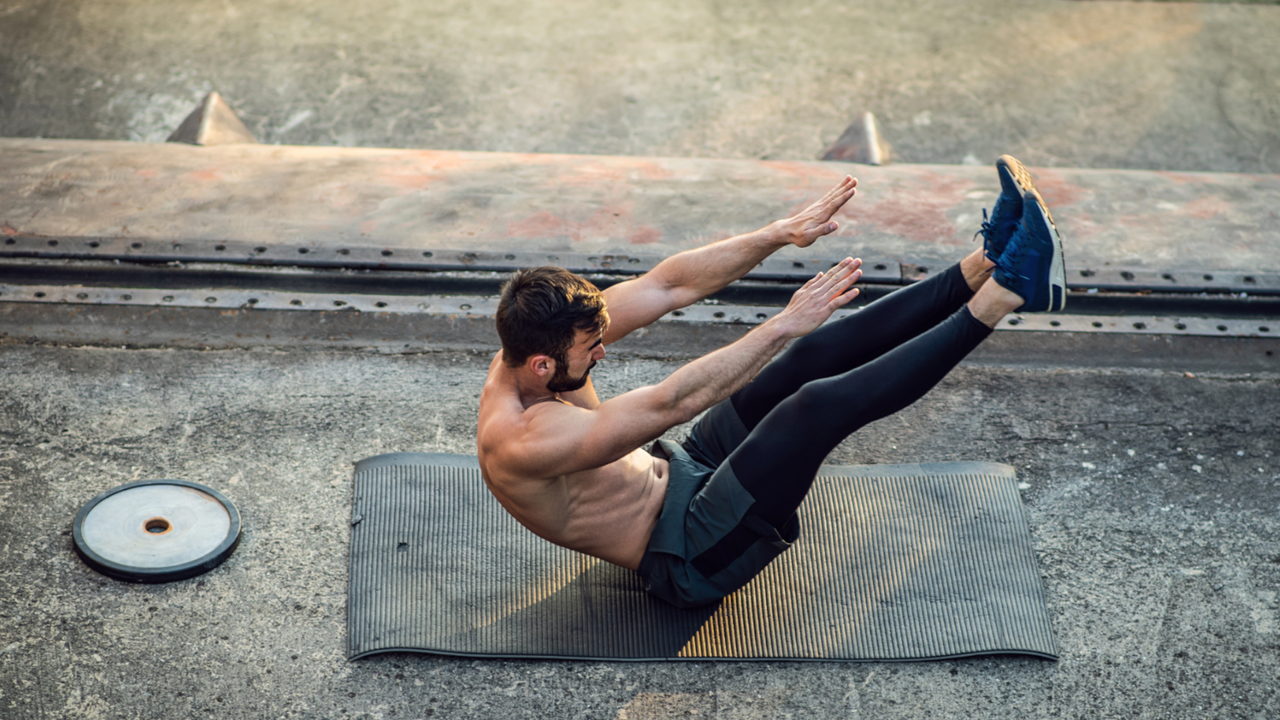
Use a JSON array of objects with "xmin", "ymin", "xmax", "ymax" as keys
[
  {"xmin": 758, "ymin": 312, "xmax": 804, "ymax": 343},
  {"xmin": 761, "ymin": 220, "xmax": 799, "ymax": 248}
]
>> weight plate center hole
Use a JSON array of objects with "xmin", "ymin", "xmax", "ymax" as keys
[{"xmin": 144, "ymin": 517, "xmax": 173, "ymax": 535}]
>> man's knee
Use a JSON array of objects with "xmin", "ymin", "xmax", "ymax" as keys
[{"xmin": 786, "ymin": 378, "xmax": 857, "ymax": 418}]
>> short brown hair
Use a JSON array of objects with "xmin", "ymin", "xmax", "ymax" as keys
[{"xmin": 496, "ymin": 267, "xmax": 609, "ymax": 368}]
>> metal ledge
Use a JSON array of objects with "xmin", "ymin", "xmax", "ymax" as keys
[
  {"xmin": 0, "ymin": 235, "xmax": 905, "ymax": 284},
  {"xmin": 4, "ymin": 301, "xmax": 1278, "ymax": 377},
  {"xmin": 1067, "ymin": 266, "xmax": 1280, "ymax": 295},
  {"xmin": 3, "ymin": 283, "xmax": 1276, "ymax": 339},
  {"xmin": 5, "ymin": 235, "xmax": 1280, "ymax": 295}
]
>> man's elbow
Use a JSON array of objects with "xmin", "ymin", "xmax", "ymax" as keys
[
  {"xmin": 670, "ymin": 394, "xmax": 707, "ymax": 426},
  {"xmin": 650, "ymin": 267, "xmax": 703, "ymax": 309},
  {"xmin": 645, "ymin": 384, "xmax": 700, "ymax": 427}
]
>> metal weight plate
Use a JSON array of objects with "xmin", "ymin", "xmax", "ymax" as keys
[{"xmin": 72, "ymin": 480, "xmax": 241, "ymax": 583}]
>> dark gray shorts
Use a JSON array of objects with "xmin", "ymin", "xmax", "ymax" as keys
[{"xmin": 637, "ymin": 400, "xmax": 800, "ymax": 608}]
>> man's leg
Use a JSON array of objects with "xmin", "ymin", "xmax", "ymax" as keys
[
  {"xmin": 729, "ymin": 247, "xmax": 994, "ymax": 431},
  {"xmin": 727, "ymin": 154, "xmax": 1043, "ymax": 433},
  {"xmin": 684, "ymin": 279, "xmax": 1021, "ymax": 583},
  {"xmin": 683, "ymin": 249, "xmax": 995, "ymax": 471},
  {"xmin": 683, "ymin": 186, "xmax": 1065, "ymax": 591}
]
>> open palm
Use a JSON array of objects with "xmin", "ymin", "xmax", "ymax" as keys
[{"xmin": 780, "ymin": 175, "xmax": 858, "ymax": 248}]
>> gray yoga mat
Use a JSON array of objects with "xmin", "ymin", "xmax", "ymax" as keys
[{"xmin": 347, "ymin": 453, "xmax": 1058, "ymax": 662}]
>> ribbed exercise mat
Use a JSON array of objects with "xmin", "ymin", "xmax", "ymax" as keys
[{"xmin": 347, "ymin": 453, "xmax": 1057, "ymax": 662}]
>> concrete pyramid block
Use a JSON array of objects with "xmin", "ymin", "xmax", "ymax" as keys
[
  {"xmin": 167, "ymin": 91, "xmax": 257, "ymax": 146},
  {"xmin": 821, "ymin": 111, "xmax": 891, "ymax": 165}
]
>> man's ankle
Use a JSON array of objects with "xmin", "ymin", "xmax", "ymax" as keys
[
  {"xmin": 960, "ymin": 248, "xmax": 996, "ymax": 292},
  {"xmin": 967, "ymin": 281, "xmax": 1023, "ymax": 328}
]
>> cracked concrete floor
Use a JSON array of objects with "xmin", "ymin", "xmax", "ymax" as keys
[
  {"xmin": 1, "ymin": 344, "xmax": 1277, "ymax": 719},
  {"xmin": 3, "ymin": 0, "xmax": 1280, "ymax": 717}
]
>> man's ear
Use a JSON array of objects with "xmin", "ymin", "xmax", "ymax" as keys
[{"xmin": 526, "ymin": 353, "xmax": 555, "ymax": 379}]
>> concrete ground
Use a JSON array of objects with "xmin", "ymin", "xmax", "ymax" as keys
[
  {"xmin": 3, "ymin": 0, "xmax": 1280, "ymax": 718},
  {"xmin": 2, "ymin": 0, "xmax": 1279, "ymax": 173},
  {"xmin": 1, "ymin": 340, "xmax": 1277, "ymax": 719}
]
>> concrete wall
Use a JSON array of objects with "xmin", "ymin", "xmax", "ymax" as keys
[{"xmin": 3, "ymin": 0, "xmax": 1279, "ymax": 172}]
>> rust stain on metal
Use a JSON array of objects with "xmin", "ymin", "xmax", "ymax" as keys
[
  {"xmin": 637, "ymin": 161, "xmax": 676, "ymax": 181},
  {"xmin": 1067, "ymin": 210, "xmax": 1102, "ymax": 243},
  {"xmin": 1181, "ymin": 196, "xmax": 1230, "ymax": 220},
  {"xmin": 410, "ymin": 150, "xmax": 480, "ymax": 173},
  {"xmin": 629, "ymin": 226, "xmax": 662, "ymax": 245},
  {"xmin": 853, "ymin": 168, "xmax": 976, "ymax": 246},
  {"xmin": 761, "ymin": 160, "xmax": 849, "ymax": 206},
  {"xmin": 1027, "ymin": 168, "xmax": 1089, "ymax": 208},
  {"xmin": 553, "ymin": 161, "xmax": 634, "ymax": 187},
  {"xmin": 3, "ymin": 139, "xmax": 1279, "ymax": 272},
  {"xmin": 185, "ymin": 169, "xmax": 224, "ymax": 182},
  {"xmin": 377, "ymin": 172, "xmax": 435, "ymax": 190},
  {"xmin": 506, "ymin": 202, "xmax": 646, "ymax": 244},
  {"xmin": 507, "ymin": 211, "xmax": 569, "ymax": 239},
  {"xmin": 1152, "ymin": 170, "xmax": 1250, "ymax": 188}
]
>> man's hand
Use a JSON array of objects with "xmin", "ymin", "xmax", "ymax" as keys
[
  {"xmin": 773, "ymin": 175, "xmax": 858, "ymax": 248},
  {"xmin": 599, "ymin": 175, "xmax": 858, "ymax": 345},
  {"xmin": 769, "ymin": 257, "xmax": 863, "ymax": 338}
]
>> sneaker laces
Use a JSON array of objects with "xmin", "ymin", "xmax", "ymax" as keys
[
  {"xmin": 988, "ymin": 225, "xmax": 1034, "ymax": 282},
  {"xmin": 972, "ymin": 208, "xmax": 1003, "ymax": 264}
]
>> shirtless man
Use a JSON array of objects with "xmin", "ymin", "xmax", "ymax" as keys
[{"xmin": 478, "ymin": 156, "xmax": 1065, "ymax": 608}]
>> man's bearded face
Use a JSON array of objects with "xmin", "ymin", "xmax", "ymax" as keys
[{"xmin": 546, "ymin": 355, "xmax": 595, "ymax": 393}]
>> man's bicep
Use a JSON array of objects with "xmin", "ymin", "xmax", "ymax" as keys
[
  {"xmin": 601, "ymin": 272, "xmax": 697, "ymax": 344},
  {"xmin": 513, "ymin": 387, "xmax": 678, "ymax": 475},
  {"xmin": 571, "ymin": 385, "xmax": 686, "ymax": 470}
]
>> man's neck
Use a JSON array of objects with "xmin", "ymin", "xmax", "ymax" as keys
[{"xmin": 503, "ymin": 364, "xmax": 557, "ymax": 410}]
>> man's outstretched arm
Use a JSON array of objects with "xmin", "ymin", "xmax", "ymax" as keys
[
  {"xmin": 601, "ymin": 175, "xmax": 857, "ymax": 344},
  {"xmin": 498, "ymin": 259, "xmax": 863, "ymax": 479}
]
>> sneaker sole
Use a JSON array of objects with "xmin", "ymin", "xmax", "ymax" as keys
[
  {"xmin": 1023, "ymin": 190, "xmax": 1067, "ymax": 312},
  {"xmin": 999, "ymin": 154, "xmax": 1060, "ymax": 236},
  {"xmin": 997, "ymin": 154, "xmax": 1036, "ymax": 200}
]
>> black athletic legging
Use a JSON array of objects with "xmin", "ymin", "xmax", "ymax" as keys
[{"xmin": 724, "ymin": 262, "xmax": 991, "ymax": 530}]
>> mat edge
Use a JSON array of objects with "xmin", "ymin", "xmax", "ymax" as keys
[
  {"xmin": 819, "ymin": 461, "xmax": 1015, "ymax": 478},
  {"xmin": 349, "ymin": 646, "xmax": 1058, "ymax": 662},
  {"xmin": 353, "ymin": 454, "xmax": 1015, "ymax": 479},
  {"xmin": 354, "ymin": 452, "xmax": 480, "ymax": 472}
]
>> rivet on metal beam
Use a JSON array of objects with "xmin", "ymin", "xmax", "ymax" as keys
[
  {"xmin": 167, "ymin": 91, "xmax": 257, "ymax": 146},
  {"xmin": 821, "ymin": 112, "xmax": 891, "ymax": 166}
]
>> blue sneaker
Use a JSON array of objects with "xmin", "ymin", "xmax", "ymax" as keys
[
  {"xmin": 991, "ymin": 189, "xmax": 1066, "ymax": 312},
  {"xmin": 976, "ymin": 155, "xmax": 1038, "ymax": 263}
]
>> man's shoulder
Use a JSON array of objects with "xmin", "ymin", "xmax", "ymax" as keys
[
  {"xmin": 478, "ymin": 388, "xmax": 575, "ymax": 453},
  {"xmin": 480, "ymin": 391, "xmax": 609, "ymax": 484}
]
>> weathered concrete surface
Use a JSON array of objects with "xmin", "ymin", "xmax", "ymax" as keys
[
  {"xmin": 4, "ymin": 301, "xmax": 1280, "ymax": 375},
  {"xmin": 3, "ymin": 0, "xmax": 1279, "ymax": 717},
  {"xmin": 1, "ymin": 343, "xmax": 1277, "ymax": 719},
  {"xmin": 1, "ymin": 0, "xmax": 1279, "ymax": 174},
  {"xmin": 5, "ymin": 139, "xmax": 1280, "ymax": 272}
]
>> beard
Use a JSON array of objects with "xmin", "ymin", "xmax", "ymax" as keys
[{"xmin": 546, "ymin": 359, "xmax": 596, "ymax": 393}]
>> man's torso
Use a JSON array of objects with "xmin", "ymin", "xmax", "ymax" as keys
[{"xmin": 476, "ymin": 354, "xmax": 670, "ymax": 570}]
